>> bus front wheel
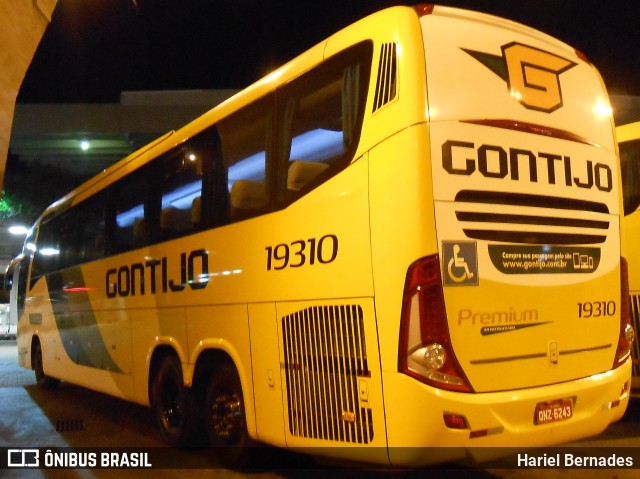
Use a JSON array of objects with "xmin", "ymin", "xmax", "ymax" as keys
[
  {"xmin": 151, "ymin": 355, "xmax": 196, "ymax": 447},
  {"xmin": 205, "ymin": 363, "xmax": 255, "ymax": 468}
]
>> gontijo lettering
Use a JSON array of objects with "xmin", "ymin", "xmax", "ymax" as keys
[
  {"xmin": 106, "ymin": 249, "xmax": 208, "ymax": 297},
  {"xmin": 442, "ymin": 140, "xmax": 612, "ymax": 192}
]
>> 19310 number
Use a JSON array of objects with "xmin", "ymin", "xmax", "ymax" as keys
[
  {"xmin": 266, "ymin": 234, "xmax": 338, "ymax": 270},
  {"xmin": 577, "ymin": 301, "xmax": 616, "ymax": 318}
]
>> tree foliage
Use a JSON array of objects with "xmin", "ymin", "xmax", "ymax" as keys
[{"xmin": 1, "ymin": 154, "xmax": 91, "ymax": 224}]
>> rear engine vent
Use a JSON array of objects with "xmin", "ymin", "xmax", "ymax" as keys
[
  {"xmin": 282, "ymin": 304, "xmax": 373, "ymax": 444},
  {"xmin": 455, "ymin": 190, "xmax": 610, "ymax": 245},
  {"xmin": 373, "ymin": 43, "xmax": 397, "ymax": 112}
]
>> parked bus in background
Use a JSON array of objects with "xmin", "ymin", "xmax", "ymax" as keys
[
  {"xmin": 13, "ymin": 4, "xmax": 633, "ymax": 467},
  {"xmin": 618, "ymin": 120, "xmax": 640, "ymax": 385}
]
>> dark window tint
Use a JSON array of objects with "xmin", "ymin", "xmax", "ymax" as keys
[{"xmin": 621, "ymin": 139, "xmax": 640, "ymax": 216}]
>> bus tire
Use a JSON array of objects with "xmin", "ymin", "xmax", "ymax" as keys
[
  {"xmin": 151, "ymin": 355, "xmax": 197, "ymax": 447},
  {"xmin": 32, "ymin": 340, "xmax": 59, "ymax": 389},
  {"xmin": 205, "ymin": 363, "xmax": 255, "ymax": 468}
]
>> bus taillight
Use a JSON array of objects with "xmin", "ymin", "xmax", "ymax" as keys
[
  {"xmin": 399, "ymin": 255, "xmax": 473, "ymax": 392},
  {"xmin": 614, "ymin": 257, "xmax": 635, "ymax": 369}
]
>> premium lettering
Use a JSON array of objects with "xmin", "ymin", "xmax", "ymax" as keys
[
  {"xmin": 457, "ymin": 307, "xmax": 539, "ymax": 326},
  {"xmin": 106, "ymin": 249, "xmax": 208, "ymax": 298},
  {"xmin": 442, "ymin": 140, "xmax": 612, "ymax": 192}
]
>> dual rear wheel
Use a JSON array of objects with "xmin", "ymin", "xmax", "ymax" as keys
[{"xmin": 151, "ymin": 356, "xmax": 254, "ymax": 468}]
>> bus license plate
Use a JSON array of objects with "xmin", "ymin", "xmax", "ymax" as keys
[{"xmin": 534, "ymin": 399, "xmax": 573, "ymax": 425}]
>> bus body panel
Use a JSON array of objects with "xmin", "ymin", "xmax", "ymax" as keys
[
  {"xmin": 383, "ymin": 361, "xmax": 630, "ymax": 466},
  {"xmin": 421, "ymin": 6, "xmax": 616, "ymax": 153},
  {"xmin": 368, "ymin": 124, "xmax": 435, "ymax": 370},
  {"xmin": 23, "ymin": 275, "xmax": 137, "ymax": 399},
  {"xmin": 248, "ymin": 301, "xmax": 285, "ymax": 445},
  {"xmin": 430, "ymin": 120, "xmax": 621, "ymax": 392},
  {"xmin": 421, "ymin": 8, "xmax": 623, "ymax": 393}
]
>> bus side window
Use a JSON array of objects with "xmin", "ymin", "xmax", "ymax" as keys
[
  {"xmin": 31, "ymin": 209, "xmax": 84, "ymax": 281},
  {"xmin": 621, "ymin": 138, "xmax": 640, "ymax": 215},
  {"xmin": 109, "ymin": 167, "xmax": 148, "ymax": 254},
  {"xmin": 56, "ymin": 212, "xmax": 79, "ymax": 271},
  {"xmin": 217, "ymin": 96, "xmax": 272, "ymax": 223},
  {"xmin": 278, "ymin": 41, "xmax": 372, "ymax": 204},
  {"xmin": 29, "ymin": 228, "xmax": 45, "ymax": 289},
  {"xmin": 77, "ymin": 192, "xmax": 108, "ymax": 264},
  {"xmin": 158, "ymin": 146, "xmax": 204, "ymax": 241},
  {"xmin": 15, "ymin": 255, "xmax": 30, "ymax": 318}
]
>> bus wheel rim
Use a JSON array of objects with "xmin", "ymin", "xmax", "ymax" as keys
[
  {"xmin": 160, "ymin": 379, "xmax": 181, "ymax": 429},
  {"xmin": 210, "ymin": 391, "xmax": 242, "ymax": 443}
]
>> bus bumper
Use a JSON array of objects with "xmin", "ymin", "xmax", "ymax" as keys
[{"xmin": 383, "ymin": 360, "xmax": 632, "ymax": 467}]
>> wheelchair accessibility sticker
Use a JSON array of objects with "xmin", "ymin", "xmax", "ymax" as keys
[{"xmin": 442, "ymin": 241, "xmax": 478, "ymax": 286}]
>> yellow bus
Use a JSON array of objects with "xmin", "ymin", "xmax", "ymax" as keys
[
  {"xmin": 618, "ymin": 120, "xmax": 640, "ymax": 383},
  {"xmin": 14, "ymin": 4, "xmax": 633, "ymax": 467}
]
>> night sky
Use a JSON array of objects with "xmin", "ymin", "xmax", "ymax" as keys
[{"xmin": 17, "ymin": 0, "xmax": 640, "ymax": 104}]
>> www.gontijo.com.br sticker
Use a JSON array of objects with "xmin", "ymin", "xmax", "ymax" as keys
[{"xmin": 488, "ymin": 244, "xmax": 600, "ymax": 274}]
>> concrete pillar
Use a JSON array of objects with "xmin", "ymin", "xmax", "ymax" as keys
[{"xmin": 0, "ymin": 0, "xmax": 58, "ymax": 190}]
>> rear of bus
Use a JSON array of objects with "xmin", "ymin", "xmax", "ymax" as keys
[{"xmin": 372, "ymin": 6, "xmax": 633, "ymax": 464}]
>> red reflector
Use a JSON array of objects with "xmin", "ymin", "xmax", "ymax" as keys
[
  {"xmin": 469, "ymin": 429, "xmax": 488, "ymax": 439},
  {"xmin": 63, "ymin": 287, "xmax": 95, "ymax": 293},
  {"xmin": 621, "ymin": 382, "xmax": 629, "ymax": 396},
  {"xmin": 575, "ymin": 48, "xmax": 590, "ymax": 64},
  {"xmin": 443, "ymin": 414, "xmax": 468, "ymax": 430},
  {"xmin": 413, "ymin": 4, "xmax": 435, "ymax": 16}
]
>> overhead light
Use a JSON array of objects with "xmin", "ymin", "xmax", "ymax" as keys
[
  {"xmin": 8, "ymin": 225, "xmax": 29, "ymax": 235},
  {"xmin": 80, "ymin": 140, "xmax": 90, "ymax": 151}
]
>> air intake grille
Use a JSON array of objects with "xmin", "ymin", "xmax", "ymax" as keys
[
  {"xmin": 372, "ymin": 43, "xmax": 397, "ymax": 112},
  {"xmin": 282, "ymin": 304, "xmax": 373, "ymax": 444},
  {"xmin": 629, "ymin": 295, "xmax": 640, "ymax": 377},
  {"xmin": 455, "ymin": 190, "xmax": 610, "ymax": 245}
]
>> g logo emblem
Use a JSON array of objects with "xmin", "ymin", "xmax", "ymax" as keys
[{"xmin": 464, "ymin": 42, "xmax": 577, "ymax": 113}]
